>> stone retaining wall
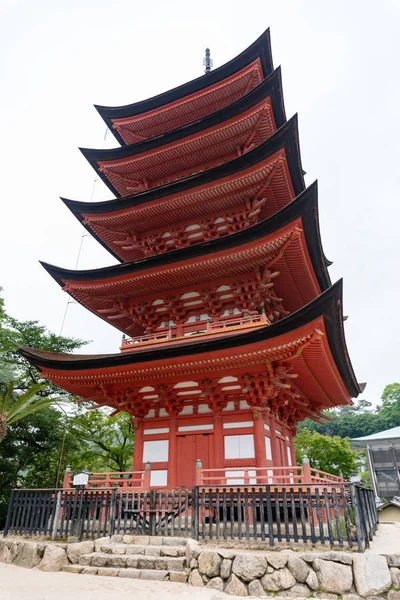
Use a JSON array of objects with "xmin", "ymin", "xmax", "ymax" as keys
[
  {"xmin": 186, "ymin": 540, "xmax": 400, "ymax": 599},
  {"xmin": 2, "ymin": 535, "xmax": 400, "ymax": 600}
]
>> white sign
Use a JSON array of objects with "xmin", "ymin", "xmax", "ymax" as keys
[{"xmin": 73, "ymin": 472, "xmax": 89, "ymax": 486}]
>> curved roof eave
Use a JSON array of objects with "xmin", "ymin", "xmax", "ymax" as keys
[
  {"xmin": 63, "ymin": 113, "xmax": 304, "ymax": 243},
  {"xmin": 43, "ymin": 182, "xmax": 329, "ymax": 292},
  {"xmin": 18, "ymin": 280, "xmax": 362, "ymax": 399},
  {"xmin": 94, "ymin": 29, "xmax": 273, "ymax": 141},
  {"xmin": 81, "ymin": 67, "xmax": 286, "ymax": 197}
]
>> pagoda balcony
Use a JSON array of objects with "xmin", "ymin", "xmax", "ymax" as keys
[
  {"xmin": 62, "ymin": 462, "xmax": 344, "ymax": 490},
  {"xmin": 120, "ymin": 312, "xmax": 269, "ymax": 352}
]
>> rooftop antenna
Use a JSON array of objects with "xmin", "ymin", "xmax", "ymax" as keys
[{"xmin": 203, "ymin": 48, "xmax": 213, "ymax": 74}]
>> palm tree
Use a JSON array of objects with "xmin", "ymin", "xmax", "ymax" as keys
[{"xmin": 0, "ymin": 370, "xmax": 54, "ymax": 441}]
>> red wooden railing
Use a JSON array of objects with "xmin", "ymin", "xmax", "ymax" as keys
[
  {"xmin": 120, "ymin": 313, "xmax": 268, "ymax": 351},
  {"xmin": 62, "ymin": 461, "xmax": 343, "ymax": 490},
  {"xmin": 195, "ymin": 463, "xmax": 344, "ymax": 487}
]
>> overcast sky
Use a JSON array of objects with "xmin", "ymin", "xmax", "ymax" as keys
[{"xmin": 1, "ymin": 0, "xmax": 399, "ymax": 407}]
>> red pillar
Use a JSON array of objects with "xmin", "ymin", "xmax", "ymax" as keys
[
  {"xmin": 253, "ymin": 409, "xmax": 268, "ymax": 483},
  {"xmin": 168, "ymin": 417, "xmax": 177, "ymax": 489},
  {"xmin": 214, "ymin": 412, "xmax": 224, "ymax": 484},
  {"xmin": 133, "ymin": 419, "xmax": 144, "ymax": 472}
]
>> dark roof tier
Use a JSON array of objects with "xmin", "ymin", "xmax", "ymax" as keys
[
  {"xmin": 64, "ymin": 114, "xmax": 303, "ymax": 262},
  {"xmin": 19, "ymin": 281, "xmax": 363, "ymax": 417},
  {"xmin": 82, "ymin": 68, "xmax": 286, "ymax": 197},
  {"xmin": 95, "ymin": 30, "xmax": 274, "ymax": 145},
  {"xmin": 42, "ymin": 183, "xmax": 330, "ymax": 337}
]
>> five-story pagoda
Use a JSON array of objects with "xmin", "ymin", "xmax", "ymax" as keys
[{"xmin": 21, "ymin": 30, "xmax": 364, "ymax": 489}]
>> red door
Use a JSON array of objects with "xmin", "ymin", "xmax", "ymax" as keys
[{"xmin": 177, "ymin": 433, "xmax": 211, "ymax": 488}]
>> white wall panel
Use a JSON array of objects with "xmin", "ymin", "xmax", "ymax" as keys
[
  {"xmin": 143, "ymin": 440, "xmax": 169, "ymax": 462},
  {"xmin": 224, "ymin": 434, "xmax": 255, "ymax": 459}
]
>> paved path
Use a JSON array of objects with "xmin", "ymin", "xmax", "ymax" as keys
[
  {"xmin": 0, "ymin": 563, "xmax": 225, "ymax": 600},
  {"xmin": 366, "ymin": 522, "xmax": 400, "ymax": 553}
]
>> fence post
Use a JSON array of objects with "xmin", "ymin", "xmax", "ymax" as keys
[
  {"xmin": 63, "ymin": 465, "xmax": 72, "ymax": 489},
  {"xmin": 3, "ymin": 489, "xmax": 15, "ymax": 537},
  {"xmin": 302, "ymin": 456, "xmax": 312, "ymax": 484},
  {"xmin": 51, "ymin": 490, "xmax": 62, "ymax": 541},
  {"xmin": 143, "ymin": 461, "xmax": 151, "ymax": 490},
  {"xmin": 350, "ymin": 484, "xmax": 364, "ymax": 552},
  {"xmin": 195, "ymin": 459, "xmax": 203, "ymax": 486},
  {"xmin": 192, "ymin": 486, "xmax": 199, "ymax": 540},
  {"xmin": 149, "ymin": 490, "xmax": 156, "ymax": 536},
  {"xmin": 109, "ymin": 489, "xmax": 117, "ymax": 536}
]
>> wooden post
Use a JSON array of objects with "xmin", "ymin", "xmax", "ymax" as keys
[
  {"xmin": 195, "ymin": 459, "xmax": 203, "ymax": 486},
  {"xmin": 214, "ymin": 413, "xmax": 224, "ymax": 483},
  {"xmin": 253, "ymin": 410, "xmax": 268, "ymax": 483},
  {"xmin": 62, "ymin": 466, "xmax": 72, "ymax": 489},
  {"xmin": 302, "ymin": 456, "xmax": 312, "ymax": 484},
  {"xmin": 132, "ymin": 419, "xmax": 144, "ymax": 472},
  {"xmin": 51, "ymin": 490, "xmax": 62, "ymax": 540},
  {"xmin": 143, "ymin": 461, "xmax": 151, "ymax": 490},
  {"xmin": 168, "ymin": 418, "xmax": 177, "ymax": 489}
]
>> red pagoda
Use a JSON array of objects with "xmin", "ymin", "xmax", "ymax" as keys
[{"xmin": 21, "ymin": 30, "xmax": 364, "ymax": 490}]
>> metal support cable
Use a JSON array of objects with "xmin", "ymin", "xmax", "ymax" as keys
[{"xmin": 59, "ymin": 127, "xmax": 109, "ymax": 335}]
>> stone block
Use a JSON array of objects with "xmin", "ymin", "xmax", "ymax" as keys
[
  {"xmin": 391, "ymin": 567, "xmax": 400, "ymax": 588},
  {"xmin": 189, "ymin": 569, "xmax": 204, "ymax": 587},
  {"xmin": 91, "ymin": 555, "xmax": 108, "ymax": 568},
  {"xmin": 126, "ymin": 544, "xmax": 145, "ymax": 555},
  {"xmin": 388, "ymin": 592, "xmax": 400, "ymax": 600},
  {"xmin": 198, "ymin": 550, "xmax": 222, "ymax": 578},
  {"xmin": 261, "ymin": 567, "xmax": 296, "ymax": 591},
  {"xmin": 107, "ymin": 555, "xmax": 127, "ymax": 568},
  {"xmin": 225, "ymin": 573, "xmax": 248, "ymax": 596},
  {"xmin": 132, "ymin": 535, "xmax": 150, "ymax": 545},
  {"xmin": 286, "ymin": 583, "xmax": 311, "ymax": 597},
  {"xmin": 160, "ymin": 547, "xmax": 179, "ymax": 557},
  {"xmin": 206, "ymin": 576, "xmax": 224, "ymax": 591},
  {"xmin": 190, "ymin": 558, "xmax": 198, "ymax": 569},
  {"xmin": 126, "ymin": 556, "xmax": 138, "ymax": 568},
  {"xmin": 387, "ymin": 555, "xmax": 400, "ymax": 568},
  {"xmin": 122, "ymin": 535, "xmax": 134, "ymax": 544},
  {"xmin": 248, "ymin": 579, "xmax": 267, "ymax": 596},
  {"xmin": 62, "ymin": 565, "xmax": 84, "ymax": 574},
  {"xmin": 81, "ymin": 566, "xmax": 99, "ymax": 575},
  {"xmin": 306, "ymin": 568, "xmax": 319, "ymax": 591},
  {"xmin": 137, "ymin": 557, "xmax": 155, "ymax": 570},
  {"xmin": 13, "ymin": 542, "xmax": 42, "ymax": 569},
  {"xmin": 313, "ymin": 558, "xmax": 352, "ymax": 594},
  {"xmin": 38, "ymin": 546, "xmax": 68, "ymax": 572},
  {"xmin": 79, "ymin": 554, "xmax": 94, "ymax": 566},
  {"xmin": 97, "ymin": 567, "xmax": 119, "ymax": 577},
  {"xmin": 232, "ymin": 554, "xmax": 267, "ymax": 581},
  {"xmin": 162, "ymin": 537, "xmax": 186, "ymax": 546},
  {"xmin": 67, "ymin": 541, "xmax": 94, "ymax": 564},
  {"xmin": 266, "ymin": 553, "xmax": 288, "ymax": 569},
  {"xmin": 320, "ymin": 551, "xmax": 353, "ymax": 565},
  {"xmin": 287, "ymin": 555, "xmax": 310, "ymax": 582},
  {"xmin": 217, "ymin": 548, "xmax": 237, "ymax": 559},
  {"xmin": 111, "ymin": 535, "xmax": 123, "ymax": 543},
  {"xmin": 186, "ymin": 538, "xmax": 201, "ymax": 562},
  {"xmin": 145, "ymin": 546, "xmax": 161, "ymax": 556},
  {"xmin": 221, "ymin": 558, "xmax": 232, "ymax": 579},
  {"xmin": 353, "ymin": 555, "xmax": 391, "ymax": 597},
  {"xmin": 94, "ymin": 537, "xmax": 111, "ymax": 553},
  {"xmin": 111, "ymin": 544, "xmax": 127, "ymax": 555},
  {"xmin": 170, "ymin": 571, "xmax": 187, "ymax": 583},
  {"xmin": 139, "ymin": 569, "xmax": 168, "ymax": 580},
  {"xmin": 118, "ymin": 569, "xmax": 140, "ymax": 579}
]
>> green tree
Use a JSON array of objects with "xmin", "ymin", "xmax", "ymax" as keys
[
  {"xmin": 67, "ymin": 410, "xmax": 134, "ymax": 473},
  {"xmin": 379, "ymin": 383, "xmax": 400, "ymax": 429},
  {"xmin": 0, "ymin": 371, "xmax": 54, "ymax": 441},
  {"xmin": 294, "ymin": 429, "xmax": 358, "ymax": 480}
]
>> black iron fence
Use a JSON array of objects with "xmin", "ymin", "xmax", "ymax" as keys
[{"xmin": 4, "ymin": 484, "xmax": 377, "ymax": 551}]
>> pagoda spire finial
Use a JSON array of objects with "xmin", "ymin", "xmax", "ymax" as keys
[{"xmin": 203, "ymin": 48, "xmax": 213, "ymax": 74}]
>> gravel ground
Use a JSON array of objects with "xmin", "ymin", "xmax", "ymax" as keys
[{"xmin": 0, "ymin": 563, "xmax": 226, "ymax": 600}]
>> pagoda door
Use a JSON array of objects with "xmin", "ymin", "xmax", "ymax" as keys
[{"xmin": 177, "ymin": 433, "xmax": 211, "ymax": 488}]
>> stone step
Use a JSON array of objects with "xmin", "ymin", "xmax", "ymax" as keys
[
  {"xmin": 109, "ymin": 535, "xmax": 187, "ymax": 547},
  {"xmin": 63, "ymin": 564, "xmax": 187, "ymax": 582},
  {"xmin": 78, "ymin": 552, "xmax": 186, "ymax": 572},
  {"xmin": 105, "ymin": 543, "xmax": 186, "ymax": 557}
]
